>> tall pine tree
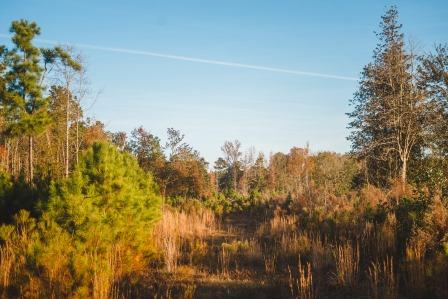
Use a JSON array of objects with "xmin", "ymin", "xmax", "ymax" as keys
[
  {"xmin": 2, "ymin": 20, "xmax": 49, "ymax": 182},
  {"xmin": 348, "ymin": 7, "xmax": 428, "ymax": 186},
  {"xmin": 1, "ymin": 20, "xmax": 81, "ymax": 182}
]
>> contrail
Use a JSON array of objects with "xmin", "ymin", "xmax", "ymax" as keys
[{"xmin": 0, "ymin": 34, "xmax": 358, "ymax": 81}]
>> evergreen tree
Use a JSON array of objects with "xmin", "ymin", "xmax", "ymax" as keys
[
  {"xmin": 418, "ymin": 44, "xmax": 448, "ymax": 156},
  {"xmin": 2, "ymin": 20, "xmax": 49, "ymax": 182},
  {"xmin": 47, "ymin": 141, "xmax": 161, "ymax": 251},
  {"xmin": 348, "ymin": 7, "xmax": 428, "ymax": 186},
  {"xmin": 247, "ymin": 152, "xmax": 268, "ymax": 195},
  {"xmin": 1, "ymin": 21, "xmax": 82, "ymax": 182}
]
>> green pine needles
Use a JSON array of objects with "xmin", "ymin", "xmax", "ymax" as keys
[
  {"xmin": 48, "ymin": 141, "xmax": 162, "ymax": 249},
  {"xmin": 0, "ymin": 142, "xmax": 162, "ymax": 298}
]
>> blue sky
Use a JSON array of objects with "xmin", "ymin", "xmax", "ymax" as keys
[{"xmin": 1, "ymin": 1, "xmax": 447, "ymax": 163}]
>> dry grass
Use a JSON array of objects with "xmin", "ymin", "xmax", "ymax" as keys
[
  {"xmin": 3, "ymin": 188, "xmax": 448, "ymax": 298},
  {"xmin": 403, "ymin": 235, "xmax": 427, "ymax": 296},
  {"xmin": 361, "ymin": 215, "xmax": 396, "ymax": 260},
  {"xmin": 263, "ymin": 251, "xmax": 277, "ymax": 275},
  {"xmin": 332, "ymin": 242, "xmax": 360, "ymax": 287},
  {"xmin": 310, "ymin": 234, "xmax": 329, "ymax": 272},
  {"xmin": 279, "ymin": 232, "xmax": 311, "ymax": 257},
  {"xmin": 367, "ymin": 256, "xmax": 397, "ymax": 299},
  {"xmin": 257, "ymin": 210, "xmax": 298, "ymax": 237},
  {"xmin": 154, "ymin": 205, "xmax": 218, "ymax": 273},
  {"xmin": 0, "ymin": 241, "xmax": 13, "ymax": 295},
  {"xmin": 92, "ymin": 245, "xmax": 124, "ymax": 299},
  {"xmin": 218, "ymin": 245, "xmax": 231, "ymax": 277},
  {"xmin": 155, "ymin": 205, "xmax": 217, "ymax": 240},
  {"xmin": 288, "ymin": 257, "xmax": 314, "ymax": 299}
]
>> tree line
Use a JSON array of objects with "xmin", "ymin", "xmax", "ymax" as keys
[{"xmin": 0, "ymin": 10, "xmax": 447, "ymax": 211}]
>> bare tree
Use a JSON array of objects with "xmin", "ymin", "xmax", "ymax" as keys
[{"xmin": 52, "ymin": 46, "xmax": 82, "ymax": 177}]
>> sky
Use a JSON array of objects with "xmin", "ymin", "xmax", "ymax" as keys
[{"xmin": 1, "ymin": 0, "xmax": 447, "ymax": 163}]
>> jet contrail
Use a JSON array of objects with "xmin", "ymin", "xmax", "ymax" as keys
[{"xmin": 0, "ymin": 34, "xmax": 358, "ymax": 81}]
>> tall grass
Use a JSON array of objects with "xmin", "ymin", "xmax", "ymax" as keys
[
  {"xmin": 332, "ymin": 242, "xmax": 360, "ymax": 287},
  {"xmin": 263, "ymin": 251, "xmax": 277, "ymax": 275},
  {"xmin": 288, "ymin": 257, "xmax": 314, "ymax": 299},
  {"xmin": 154, "ymin": 205, "xmax": 218, "ymax": 273},
  {"xmin": 367, "ymin": 256, "xmax": 397, "ymax": 299},
  {"xmin": 403, "ymin": 238, "xmax": 427, "ymax": 297},
  {"xmin": 0, "ymin": 241, "xmax": 13, "ymax": 296}
]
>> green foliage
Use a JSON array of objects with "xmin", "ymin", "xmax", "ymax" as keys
[
  {"xmin": 348, "ymin": 7, "xmax": 428, "ymax": 186},
  {"xmin": 312, "ymin": 152, "xmax": 359, "ymax": 196},
  {"xmin": 203, "ymin": 191, "xmax": 252, "ymax": 214},
  {"xmin": 221, "ymin": 240, "xmax": 250, "ymax": 253},
  {"xmin": 203, "ymin": 193, "xmax": 230, "ymax": 214},
  {"xmin": 363, "ymin": 202, "xmax": 387, "ymax": 224},
  {"xmin": 395, "ymin": 196, "xmax": 430, "ymax": 254},
  {"xmin": 48, "ymin": 141, "xmax": 162, "ymax": 250},
  {"xmin": 0, "ymin": 142, "xmax": 163, "ymax": 297},
  {"xmin": 0, "ymin": 173, "xmax": 51, "ymax": 223},
  {"xmin": 129, "ymin": 126, "xmax": 164, "ymax": 175},
  {"xmin": 0, "ymin": 171, "xmax": 12, "ymax": 200},
  {"xmin": 1, "ymin": 19, "xmax": 83, "ymax": 181},
  {"xmin": 214, "ymin": 140, "xmax": 244, "ymax": 193},
  {"xmin": 410, "ymin": 157, "xmax": 448, "ymax": 197},
  {"xmin": 3, "ymin": 20, "xmax": 49, "ymax": 137},
  {"xmin": 128, "ymin": 127, "xmax": 211, "ymax": 200},
  {"xmin": 418, "ymin": 44, "xmax": 448, "ymax": 156}
]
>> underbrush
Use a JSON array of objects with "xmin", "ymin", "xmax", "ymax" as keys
[
  {"xmin": 150, "ymin": 183, "xmax": 448, "ymax": 299},
  {"xmin": 1, "ymin": 180, "xmax": 448, "ymax": 298}
]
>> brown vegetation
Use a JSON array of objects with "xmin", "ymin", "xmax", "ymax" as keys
[{"xmin": 0, "ymin": 5, "xmax": 447, "ymax": 299}]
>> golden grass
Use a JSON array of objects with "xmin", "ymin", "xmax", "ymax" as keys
[
  {"xmin": 154, "ymin": 205, "xmax": 218, "ymax": 273},
  {"xmin": 257, "ymin": 210, "xmax": 298, "ymax": 237},
  {"xmin": 403, "ymin": 235, "xmax": 427, "ymax": 295},
  {"xmin": 263, "ymin": 251, "xmax": 277, "ymax": 275},
  {"xmin": 288, "ymin": 257, "xmax": 314, "ymax": 299},
  {"xmin": 367, "ymin": 256, "xmax": 397, "ymax": 299},
  {"xmin": 0, "ymin": 241, "xmax": 13, "ymax": 295},
  {"xmin": 332, "ymin": 242, "xmax": 360, "ymax": 287}
]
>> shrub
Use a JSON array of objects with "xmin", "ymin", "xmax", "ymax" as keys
[
  {"xmin": 48, "ymin": 141, "xmax": 162, "ymax": 252},
  {"xmin": 395, "ymin": 197, "xmax": 429, "ymax": 255},
  {"xmin": 0, "ymin": 142, "xmax": 162, "ymax": 298}
]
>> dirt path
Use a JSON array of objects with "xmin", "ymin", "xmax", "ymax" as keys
[{"xmin": 188, "ymin": 211, "xmax": 287, "ymax": 299}]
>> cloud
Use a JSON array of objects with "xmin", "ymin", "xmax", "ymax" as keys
[{"xmin": 0, "ymin": 34, "xmax": 358, "ymax": 81}]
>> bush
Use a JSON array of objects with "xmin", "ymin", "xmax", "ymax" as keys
[
  {"xmin": 0, "ymin": 142, "xmax": 162, "ymax": 298},
  {"xmin": 48, "ymin": 141, "xmax": 162, "ymax": 251},
  {"xmin": 0, "ymin": 173, "xmax": 48, "ymax": 223},
  {"xmin": 395, "ymin": 196, "xmax": 430, "ymax": 255}
]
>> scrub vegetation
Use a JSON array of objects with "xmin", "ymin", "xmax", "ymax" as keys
[{"xmin": 0, "ymin": 7, "xmax": 448, "ymax": 299}]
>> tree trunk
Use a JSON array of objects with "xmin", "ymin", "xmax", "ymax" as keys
[
  {"xmin": 29, "ymin": 135, "xmax": 33, "ymax": 182},
  {"xmin": 5, "ymin": 141, "xmax": 10, "ymax": 173},
  {"xmin": 65, "ymin": 91, "xmax": 70, "ymax": 178},
  {"xmin": 401, "ymin": 158, "xmax": 407, "ymax": 185},
  {"xmin": 76, "ymin": 110, "xmax": 79, "ymax": 165}
]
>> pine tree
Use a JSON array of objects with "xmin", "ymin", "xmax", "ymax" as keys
[
  {"xmin": 347, "ymin": 7, "xmax": 427, "ymax": 186},
  {"xmin": 2, "ymin": 20, "xmax": 49, "ymax": 182},
  {"xmin": 418, "ymin": 44, "xmax": 448, "ymax": 156},
  {"xmin": 47, "ymin": 141, "xmax": 162, "ymax": 250},
  {"xmin": 1, "ymin": 21, "xmax": 82, "ymax": 182}
]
